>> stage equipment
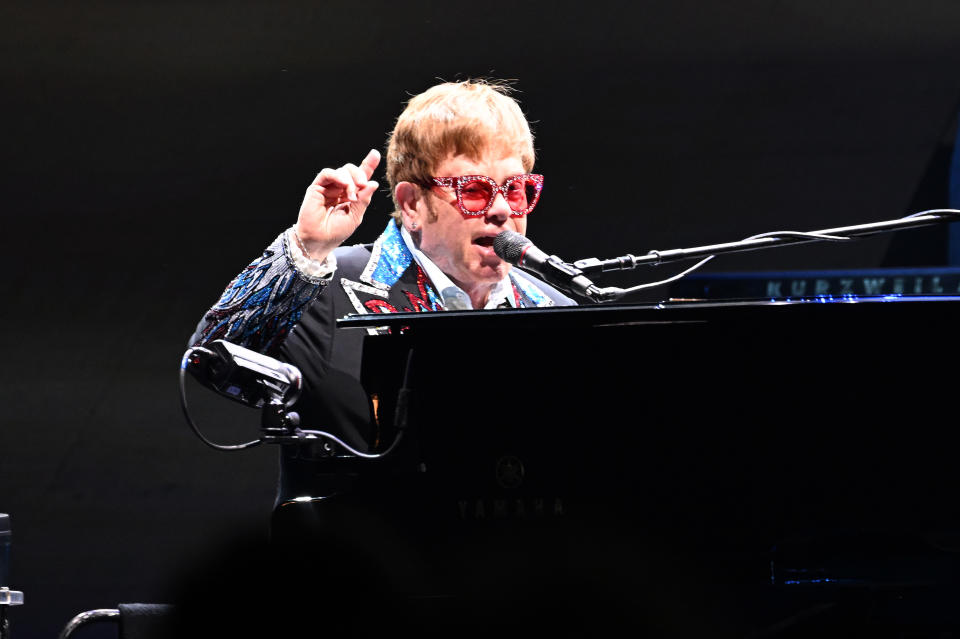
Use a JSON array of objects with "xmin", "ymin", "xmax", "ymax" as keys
[
  {"xmin": 497, "ymin": 208, "xmax": 960, "ymax": 302},
  {"xmin": 183, "ymin": 338, "xmax": 302, "ymax": 409},
  {"xmin": 182, "ymin": 209, "xmax": 960, "ymax": 632},
  {"xmin": 493, "ymin": 230, "xmax": 603, "ymax": 299},
  {"xmin": 58, "ymin": 604, "xmax": 174, "ymax": 639},
  {"xmin": 180, "ymin": 340, "xmax": 409, "ymax": 458},
  {"xmin": 0, "ymin": 515, "xmax": 23, "ymax": 639},
  {"xmin": 326, "ymin": 292, "xmax": 960, "ymax": 624}
]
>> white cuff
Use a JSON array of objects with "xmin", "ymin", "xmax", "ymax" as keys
[{"xmin": 285, "ymin": 226, "xmax": 337, "ymax": 280}]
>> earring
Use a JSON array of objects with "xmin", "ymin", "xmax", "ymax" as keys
[{"xmin": 410, "ymin": 222, "xmax": 418, "ymax": 230}]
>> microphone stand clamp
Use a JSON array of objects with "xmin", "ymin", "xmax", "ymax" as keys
[
  {"xmin": 257, "ymin": 384, "xmax": 336, "ymax": 456},
  {"xmin": 259, "ymin": 394, "xmax": 302, "ymax": 444}
]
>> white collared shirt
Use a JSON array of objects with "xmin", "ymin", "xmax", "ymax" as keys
[{"xmin": 399, "ymin": 226, "xmax": 515, "ymax": 310}]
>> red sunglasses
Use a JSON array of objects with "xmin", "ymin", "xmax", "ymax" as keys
[{"xmin": 430, "ymin": 174, "xmax": 544, "ymax": 217}]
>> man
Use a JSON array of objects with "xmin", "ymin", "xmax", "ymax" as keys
[{"xmin": 190, "ymin": 80, "xmax": 575, "ymax": 502}]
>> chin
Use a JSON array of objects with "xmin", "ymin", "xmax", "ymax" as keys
[
  {"xmin": 460, "ymin": 271, "xmax": 503, "ymax": 291},
  {"xmin": 479, "ymin": 263, "xmax": 510, "ymax": 282}
]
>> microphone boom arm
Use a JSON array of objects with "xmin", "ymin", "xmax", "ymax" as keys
[{"xmin": 574, "ymin": 209, "xmax": 960, "ymax": 274}]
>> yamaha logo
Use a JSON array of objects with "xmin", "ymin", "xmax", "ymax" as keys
[
  {"xmin": 456, "ymin": 497, "xmax": 565, "ymax": 521},
  {"xmin": 495, "ymin": 455, "xmax": 525, "ymax": 489},
  {"xmin": 453, "ymin": 455, "xmax": 565, "ymax": 521}
]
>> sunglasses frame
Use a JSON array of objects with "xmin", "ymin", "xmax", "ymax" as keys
[{"xmin": 430, "ymin": 174, "xmax": 544, "ymax": 217}]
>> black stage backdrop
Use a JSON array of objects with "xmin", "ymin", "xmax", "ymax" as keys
[{"xmin": 2, "ymin": 1, "xmax": 960, "ymax": 637}]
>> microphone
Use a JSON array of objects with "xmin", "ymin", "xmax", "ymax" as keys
[
  {"xmin": 493, "ymin": 230, "xmax": 599, "ymax": 298},
  {"xmin": 441, "ymin": 286, "xmax": 471, "ymax": 310}
]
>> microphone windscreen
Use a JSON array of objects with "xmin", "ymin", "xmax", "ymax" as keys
[{"xmin": 493, "ymin": 230, "xmax": 530, "ymax": 264}]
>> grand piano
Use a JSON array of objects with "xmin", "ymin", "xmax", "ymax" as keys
[
  {"xmin": 259, "ymin": 294, "xmax": 960, "ymax": 636},
  {"xmin": 183, "ymin": 96, "xmax": 960, "ymax": 638}
]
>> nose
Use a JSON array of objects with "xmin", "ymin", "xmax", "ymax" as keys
[{"xmin": 485, "ymin": 190, "xmax": 512, "ymax": 222}]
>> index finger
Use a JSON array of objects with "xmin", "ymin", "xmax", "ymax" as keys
[{"xmin": 359, "ymin": 149, "xmax": 380, "ymax": 180}]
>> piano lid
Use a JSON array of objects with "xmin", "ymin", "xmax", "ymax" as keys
[{"xmin": 336, "ymin": 294, "xmax": 960, "ymax": 332}]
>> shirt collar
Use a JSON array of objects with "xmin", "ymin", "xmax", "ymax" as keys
[{"xmin": 399, "ymin": 225, "xmax": 515, "ymax": 310}]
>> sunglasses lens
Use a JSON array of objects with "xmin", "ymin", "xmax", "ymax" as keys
[
  {"xmin": 506, "ymin": 176, "xmax": 541, "ymax": 213},
  {"xmin": 459, "ymin": 179, "xmax": 494, "ymax": 212}
]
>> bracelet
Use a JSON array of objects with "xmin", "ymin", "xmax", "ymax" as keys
[
  {"xmin": 285, "ymin": 226, "xmax": 336, "ymax": 281},
  {"xmin": 292, "ymin": 225, "xmax": 314, "ymax": 260}
]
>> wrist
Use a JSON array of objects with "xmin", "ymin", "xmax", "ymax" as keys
[
  {"xmin": 293, "ymin": 225, "xmax": 336, "ymax": 263},
  {"xmin": 286, "ymin": 226, "xmax": 337, "ymax": 280},
  {"xmin": 291, "ymin": 224, "xmax": 330, "ymax": 262}
]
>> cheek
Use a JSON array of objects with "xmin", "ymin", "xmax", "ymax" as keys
[
  {"xmin": 512, "ymin": 217, "xmax": 528, "ymax": 236},
  {"xmin": 424, "ymin": 222, "xmax": 466, "ymax": 260}
]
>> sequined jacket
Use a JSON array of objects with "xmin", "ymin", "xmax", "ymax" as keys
[{"xmin": 190, "ymin": 221, "xmax": 575, "ymax": 500}]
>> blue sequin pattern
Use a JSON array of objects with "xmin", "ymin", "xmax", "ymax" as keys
[
  {"xmin": 192, "ymin": 232, "xmax": 324, "ymax": 355},
  {"xmin": 511, "ymin": 271, "xmax": 552, "ymax": 308},
  {"xmin": 366, "ymin": 221, "xmax": 413, "ymax": 288}
]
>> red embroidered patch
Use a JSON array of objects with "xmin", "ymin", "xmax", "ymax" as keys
[
  {"xmin": 364, "ymin": 299, "xmax": 398, "ymax": 314},
  {"xmin": 361, "ymin": 266, "xmax": 442, "ymax": 314},
  {"xmin": 401, "ymin": 267, "xmax": 442, "ymax": 312}
]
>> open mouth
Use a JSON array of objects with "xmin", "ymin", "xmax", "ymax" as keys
[{"xmin": 473, "ymin": 236, "xmax": 495, "ymax": 248}]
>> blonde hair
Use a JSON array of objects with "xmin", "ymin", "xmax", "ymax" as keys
[{"xmin": 385, "ymin": 79, "xmax": 536, "ymax": 217}]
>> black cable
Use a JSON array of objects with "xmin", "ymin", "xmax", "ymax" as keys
[
  {"xmin": 289, "ymin": 347, "xmax": 415, "ymax": 459},
  {"xmin": 291, "ymin": 428, "xmax": 404, "ymax": 459},
  {"xmin": 179, "ymin": 348, "xmax": 262, "ymax": 451},
  {"xmin": 178, "ymin": 346, "xmax": 406, "ymax": 458}
]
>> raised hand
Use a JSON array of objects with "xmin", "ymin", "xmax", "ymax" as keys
[{"xmin": 294, "ymin": 149, "xmax": 380, "ymax": 262}]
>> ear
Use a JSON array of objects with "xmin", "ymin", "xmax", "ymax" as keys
[{"xmin": 395, "ymin": 182, "xmax": 423, "ymax": 231}]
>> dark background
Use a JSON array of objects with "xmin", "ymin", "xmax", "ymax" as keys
[{"xmin": 2, "ymin": 1, "xmax": 960, "ymax": 637}]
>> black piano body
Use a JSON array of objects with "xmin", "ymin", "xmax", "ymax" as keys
[{"xmin": 260, "ymin": 295, "xmax": 960, "ymax": 635}]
